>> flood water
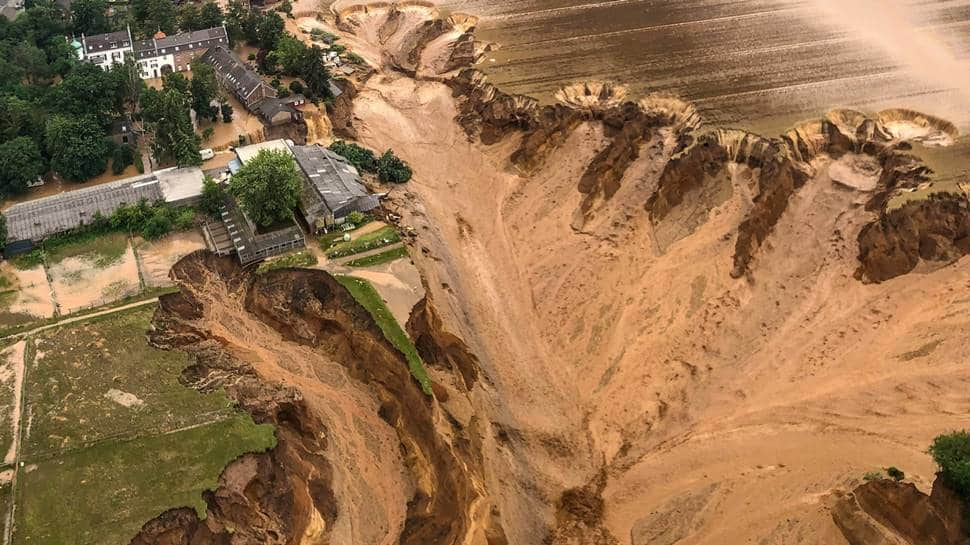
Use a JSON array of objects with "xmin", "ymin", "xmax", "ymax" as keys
[{"xmin": 438, "ymin": 0, "xmax": 970, "ymax": 135}]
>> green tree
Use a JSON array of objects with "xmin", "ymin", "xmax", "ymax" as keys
[
  {"xmin": 50, "ymin": 62, "xmax": 125, "ymax": 127},
  {"xmin": 223, "ymin": 0, "xmax": 248, "ymax": 43},
  {"xmin": 198, "ymin": 1, "xmax": 224, "ymax": 29},
  {"xmin": 886, "ymin": 467, "xmax": 905, "ymax": 482},
  {"xmin": 329, "ymin": 140, "xmax": 376, "ymax": 172},
  {"xmin": 129, "ymin": 0, "xmax": 177, "ymax": 37},
  {"xmin": 298, "ymin": 44, "xmax": 332, "ymax": 99},
  {"xmin": 277, "ymin": 0, "xmax": 292, "ymax": 17},
  {"xmin": 930, "ymin": 431, "xmax": 970, "ymax": 499},
  {"xmin": 199, "ymin": 175, "xmax": 225, "ymax": 216},
  {"xmin": 71, "ymin": 0, "xmax": 109, "ymax": 35},
  {"xmin": 376, "ymin": 150, "xmax": 412, "ymax": 183},
  {"xmin": 140, "ymin": 87, "xmax": 202, "ymax": 167},
  {"xmin": 177, "ymin": 1, "xmax": 223, "ymax": 31},
  {"xmin": 0, "ymin": 137, "xmax": 44, "ymax": 195},
  {"xmin": 267, "ymin": 33, "xmax": 305, "ymax": 75},
  {"xmin": 45, "ymin": 115, "xmax": 109, "ymax": 182},
  {"xmin": 253, "ymin": 11, "xmax": 284, "ymax": 50},
  {"xmin": 161, "ymin": 71, "xmax": 190, "ymax": 94},
  {"xmin": 229, "ymin": 149, "xmax": 301, "ymax": 227},
  {"xmin": 189, "ymin": 59, "xmax": 219, "ymax": 121},
  {"xmin": 176, "ymin": 2, "xmax": 201, "ymax": 31}
]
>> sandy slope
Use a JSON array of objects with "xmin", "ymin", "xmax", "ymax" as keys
[{"xmin": 349, "ymin": 71, "xmax": 970, "ymax": 544}]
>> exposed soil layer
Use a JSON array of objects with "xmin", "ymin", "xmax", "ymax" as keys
[
  {"xmin": 832, "ymin": 477, "xmax": 966, "ymax": 545},
  {"xmin": 133, "ymin": 252, "xmax": 484, "ymax": 545},
  {"xmin": 123, "ymin": 5, "xmax": 970, "ymax": 545}
]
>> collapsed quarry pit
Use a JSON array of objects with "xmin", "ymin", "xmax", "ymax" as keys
[{"xmin": 136, "ymin": 4, "xmax": 970, "ymax": 545}]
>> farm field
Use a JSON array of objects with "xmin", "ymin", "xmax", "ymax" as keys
[{"xmin": 3, "ymin": 306, "xmax": 275, "ymax": 545}]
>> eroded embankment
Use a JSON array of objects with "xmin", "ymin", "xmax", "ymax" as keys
[
  {"xmin": 832, "ymin": 477, "xmax": 966, "ymax": 545},
  {"xmin": 132, "ymin": 252, "xmax": 487, "ymax": 545},
  {"xmin": 447, "ymin": 65, "xmax": 968, "ymax": 281}
]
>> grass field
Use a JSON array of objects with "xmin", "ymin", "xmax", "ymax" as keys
[
  {"xmin": 346, "ymin": 246, "xmax": 408, "ymax": 267},
  {"xmin": 335, "ymin": 275, "xmax": 432, "ymax": 395},
  {"xmin": 256, "ymin": 249, "xmax": 319, "ymax": 274},
  {"xmin": 11, "ymin": 306, "xmax": 276, "ymax": 545},
  {"xmin": 325, "ymin": 226, "xmax": 401, "ymax": 259},
  {"xmin": 13, "ymin": 231, "xmax": 131, "ymax": 270}
]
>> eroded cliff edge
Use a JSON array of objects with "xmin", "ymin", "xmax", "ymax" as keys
[{"xmin": 133, "ymin": 252, "xmax": 490, "ymax": 545}]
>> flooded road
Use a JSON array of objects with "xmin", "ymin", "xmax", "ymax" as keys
[{"xmin": 438, "ymin": 0, "xmax": 970, "ymax": 135}]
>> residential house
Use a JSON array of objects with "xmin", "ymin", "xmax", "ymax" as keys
[{"xmin": 75, "ymin": 26, "xmax": 229, "ymax": 79}]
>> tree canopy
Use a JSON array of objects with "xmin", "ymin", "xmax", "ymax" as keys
[
  {"xmin": 329, "ymin": 140, "xmax": 376, "ymax": 173},
  {"xmin": 0, "ymin": 137, "xmax": 44, "ymax": 196},
  {"xmin": 930, "ymin": 431, "xmax": 970, "ymax": 500},
  {"xmin": 377, "ymin": 150, "xmax": 412, "ymax": 183},
  {"xmin": 70, "ymin": 0, "xmax": 109, "ymax": 35},
  {"xmin": 45, "ymin": 115, "xmax": 110, "ymax": 182},
  {"xmin": 178, "ymin": 1, "xmax": 223, "ymax": 32},
  {"xmin": 189, "ymin": 59, "xmax": 220, "ymax": 122},
  {"xmin": 140, "ymin": 77, "xmax": 201, "ymax": 167},
  {"xmin": 229, "ymin": 149, "xmax": 302, "ymax": 227}
]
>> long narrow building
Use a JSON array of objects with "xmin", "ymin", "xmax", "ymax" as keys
[{"xmin": 75, "ymin": 26, "xmax": 229, "ymax": 79}]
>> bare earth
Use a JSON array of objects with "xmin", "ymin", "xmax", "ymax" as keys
[
  {"xmin": 49, "ymin": 246, "xmax": 141, "ymax": 314},
  {"xmin": 135, "ymin": 231, "xmax": 207, "ymax": 289},
  {"xmin": 0, "ymin": 264, "xmax": 54, "ymax": 320},
  {"xmin": 348, "ymin": 66, "xmax": 970, "ymax": 545}
]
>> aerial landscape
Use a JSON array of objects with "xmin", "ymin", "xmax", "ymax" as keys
[{"xmin": 0, "ymin": 0, "xmax": 967, "ymax": 544}]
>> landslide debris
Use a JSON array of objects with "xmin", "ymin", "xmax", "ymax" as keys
[
  {"xmin": 832, "ymin": 477, "xmax": 967, "ymax": 545},
  {"xmin": 132, "ymin": 252, "xmax": 486, "ymax": 545},
  {"xmin": 856, "ymin": 193, "xmax": 970, "ymax": 282}
]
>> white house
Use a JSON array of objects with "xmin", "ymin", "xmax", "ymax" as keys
[{"xmin": 75, "ymin": 26, "xmax": 229, "ymax": 79}]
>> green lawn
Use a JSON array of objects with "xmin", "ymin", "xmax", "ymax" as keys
[
  {"xmin": 15, "ymin": 415, "xmax": 274, "ymax": 545},
  {"xmin": 45, "ymin": 231, "xmax": 130, "ymax": 267},
  {"xmin": 12, "ymin": 306, "xmax": 276, "ymax": 545},
  {"xmin": 325, "ymin": 226, "xmax": 401, "ymax": 259},
  {"xmin": 335, "ymin": 276, "xmax": 432, "ymax": 395},
  {"xmin": 256, "ymin": 250, "xmax": 318, "ymax": 274},
  {"xmin": 346, "ymin": 246, "xmax": 408, "ymax": 267},
  {"xmin": 14, "ymin": 231, "xmax": 131, "ymax": 271}
]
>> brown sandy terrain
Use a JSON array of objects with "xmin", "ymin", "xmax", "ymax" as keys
[
  {"xmin": 334, "ymin": 257, "xmax": 424, "ymax": 326},
  {"xmin": 49, "ymin": 246, "xmax": 141, "ymax": 314},
  {"xmin": 135, "ymin": 231, "xmax": 207, "ymax": 288},
  {"xmin": 1, "ymin": 341, "xmax": 25, "ymax": 466},
  {"xmin": 128, "ymin": 4, "xmax": 970, "ymax": 545},
  {"xmin": 0, "ymin": 264, "xmax": 54, "ymax": 321},
  {"xmin": 323, "ymin": 8, "xmax": 970, "ymax": 544}
]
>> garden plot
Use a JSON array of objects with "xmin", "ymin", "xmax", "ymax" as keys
[
  {"xmin": 135, "ymin": 231, "xmax": 206, "ymax": 288},
  {"xmin": 0, "ymin": 264, "xmax": 54, "ymax": 327},
  {"xmin": 46, "ymin": 234, "xmax": 142, "ymax": 314}
]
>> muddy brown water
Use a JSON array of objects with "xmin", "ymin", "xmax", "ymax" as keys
[{"xmin": 434, "ymin": 0, "xmax": 970, "ymax": 136}]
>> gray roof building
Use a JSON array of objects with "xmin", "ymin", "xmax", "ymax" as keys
[
  {"xmin": 82, "ymin": 29, "xmax": 132, "ymax": 55},
  {"xmin": 3, "ymin": 168, "xmax": 206, "ymax": 247},
  {"xmin": 289, "ymin": 145, "xmax": 380, "ymax": 231},
  {"xmin": 201, "ymin": 46, "xmax": 274, "ymax": 109},
  {"xmin": 206, "ymin": 194, "xmax": 305, "ymax": 265},
  {"xmin": 133, "ymin": 26, "xmax": 228, "ymax": 58},
  {"xmin": 4, "ymin": 175, "xmax": 162, "ymax": 244}
]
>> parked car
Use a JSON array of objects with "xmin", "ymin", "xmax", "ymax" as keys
[{"xmin": 200, "ymin": 148, "xmax": 215, "ymax": 161}]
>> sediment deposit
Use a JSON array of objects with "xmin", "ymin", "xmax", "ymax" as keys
[{"xmin": 136, "ymin": 3, "xmax": 970, "ymax": 545}]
